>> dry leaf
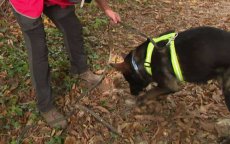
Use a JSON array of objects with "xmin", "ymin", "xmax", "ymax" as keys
[
  {"xmin": 95, "ymin": 69, "xmax": 104, "ymax": 75},
  {"xmin": 69, "ymin": 130, "xmax": 79, "ymax": 136},
  {"xmin": 0, "ymin": 33, "xmax": 4, "ymax": 38},
  {"xmin": 200, "ymin": 103, "xmax": 213, "ymax": 114},
  {"xmin": 200, "ymin": 121, "xmax": 215, "ymax": 132},
  {"xmin": 51, "ymin": 129, "xmax": 56, "ymax": 137},
  {"xmin": 94, "ymin": 106, "xmax": 110, "ymax": 114},
  {"xmin": 0, "ymin": 42, "xmax": 3, "ymax": 48},
  {"xmin": 56, "ymin": 130, "xmax": 63, "ymax": 136},
  {"xmin": 64, "ymin": 136, "xmax": 77, "ymax": 144},
  {"xmin": 134, "ymin": 115, "xmax": 164, "ymax": 121},
  {"xmin": 88, "ymin": 135, "xmax": 104, "ymax": 144},
  {"xmin": 117, "ymin": 123, "xmax": 131, "ymax": 133}
]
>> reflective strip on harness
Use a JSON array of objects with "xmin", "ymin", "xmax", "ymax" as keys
[{"xmin": 144, "ymin": 33, "xmax": 184, "ymax": 81}]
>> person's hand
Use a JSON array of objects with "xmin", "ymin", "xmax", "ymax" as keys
[{"xmin": 105, "ymin": 9, "xmax": 121, "ymax": 24}]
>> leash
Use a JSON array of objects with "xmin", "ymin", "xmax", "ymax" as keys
[{"xmin": 120, "ymin": 22, "xmax": 160, "ymax": 49}]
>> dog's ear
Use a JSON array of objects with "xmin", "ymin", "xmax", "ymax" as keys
[
  {"xmin": 110, "ymin": 62, "xmax": 129, "ymax": 73},
  {"xmin": 110, "ymin": 62, "xmax": 125, "ymax": 71},
  {"xmin": 121, "ymin": 52, "xmax": 127, "ymax": 59}
]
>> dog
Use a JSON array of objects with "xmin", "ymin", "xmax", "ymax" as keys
[{"xmin": 111, "ymin": 26, "xmax": 230, "ymax": 111}]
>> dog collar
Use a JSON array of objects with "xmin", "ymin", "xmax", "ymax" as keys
[
  {"xmin": 131, "ymin": 50, "xmax": 145, "ymax": 80},
  {"xmin": 144, "ymin": 33, "xmax": 184, "ymax": 81}
]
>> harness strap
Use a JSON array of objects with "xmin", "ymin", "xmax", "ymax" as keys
[{"xmin": 144, "ymin": 33, "xmax": 184, "ymax": 81}]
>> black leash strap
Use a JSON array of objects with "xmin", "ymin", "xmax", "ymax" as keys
[{"xmin": 119, "ymin": 22, "xmax": 160, "ymax": 49}]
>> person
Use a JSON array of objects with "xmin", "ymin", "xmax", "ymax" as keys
[{"xmin": 9, "ymin": 0, "xmax": 121, "ymax": 128}]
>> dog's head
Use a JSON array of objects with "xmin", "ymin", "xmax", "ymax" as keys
[
  {"xmin": 110, "ymin": 36, "xmax": 182, "ymax": 95},
  {"xmin": 110, "ymin": 52, "xmax": 150, "ymax": 96}
]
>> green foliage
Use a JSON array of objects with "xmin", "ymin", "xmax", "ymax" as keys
[
  {"xmin": 100, "ymin": 100, "xmax": 108, "ymax": 107},
  {"xmin": 111, "ymin": 132, "xmax": 118, "ymax": 138},
  {"xmin": 10, "ymin": 139, "xmax": 17, "ymax": 144},
  {"xmin": 84, "ymin": 40, "xmax": 106, "ymax": 71},
  {"xmin": 0, "ymin": 44, "xmax": 28, "ymax": 78},
  {"xmin": 0, "ymin": 27, "xmax": 34, "ymax": 132},
  {"xmin": 0, "ymin": 26, "xmax": 29, "ymax": 90},
  {"xmin": 83, "ymin": 26, "xmax": 91, "ymax": 36},
  {"xmin": 91, "ymin": 17, "xmax": 108, "ymax": 29},
  {"xmin": 11, "ymin": 119, "xmax": 21, "ymax": 129},
  {"xmin": 46, "ymin": 136, "xmax": 64, "ymax": 144},
  {"xmin": 109, "ymin": 132, "xmax": 119, "ymax": 143},
  {"xmin": 141, "ymin": 126, "xmax": 149, "ymax": 132},
  {"xmin": 92, "ymin": 63, "xmax": 102, "ymax": 70},
  {"xmin": 88, "ymin": 51, "xmax": 99, "ymax": 59},
  {"xmin": 9, "ymin": 105, "xmax": 23, "ymax": 116}
]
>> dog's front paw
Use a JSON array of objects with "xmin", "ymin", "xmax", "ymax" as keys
[{"xmin": 164, "ymin": 78, "xmax": 182, "ymax": 92}]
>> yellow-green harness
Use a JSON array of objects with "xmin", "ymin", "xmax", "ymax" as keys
[{"xmin": 144, "ymin": 33, "xmax": 184, "ymax": 81}]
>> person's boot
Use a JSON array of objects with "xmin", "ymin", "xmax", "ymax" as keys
[
  {"xmin": 41, "ymin": 107, "xmax": 67, "ymax": 129},
  {"xmin": 79, "ymin": 70, "xmax": 101, "ymax": 87}
]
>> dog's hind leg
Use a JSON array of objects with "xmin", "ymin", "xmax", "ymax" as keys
[
  {"xmin": 216, "ymin": 68, "xmax": 230, "ymax": 143},
  {"xmin": 222, "ymin": 68, "xmax": 230, "ymax": 111}
]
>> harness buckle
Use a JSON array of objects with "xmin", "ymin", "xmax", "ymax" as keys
[{"xmin": 166, "ymin": 33, "xmax": 178, "ymax": 46}]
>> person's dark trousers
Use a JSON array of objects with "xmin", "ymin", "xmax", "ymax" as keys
[{"xmin": 12, "ymin": 5, "xmax": 88, "ymax": 112}]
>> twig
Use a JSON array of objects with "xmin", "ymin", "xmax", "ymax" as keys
[
  {"xmin": 0, "ymin": 0, "xmax": 6, "ymax": 8},
  {"xmin": 75, "ymin": 103, "xmax": 122, "ymax": 137},
  {"xmin": 16, "ymin": 125, "xmax": 36, "ymax": 144},
  {"xmin": 152, "ymin": 122, "xmax": 159, "ymax": 140}
]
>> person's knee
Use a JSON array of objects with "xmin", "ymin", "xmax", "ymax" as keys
[{"xmin": 12, "ymin": 10, "xmax": 43, "ymax": 31}]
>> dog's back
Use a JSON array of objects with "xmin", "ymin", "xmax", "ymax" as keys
[{"xmin": 175, "ymin": 27, "xmax": 230, "ymax": 82}]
